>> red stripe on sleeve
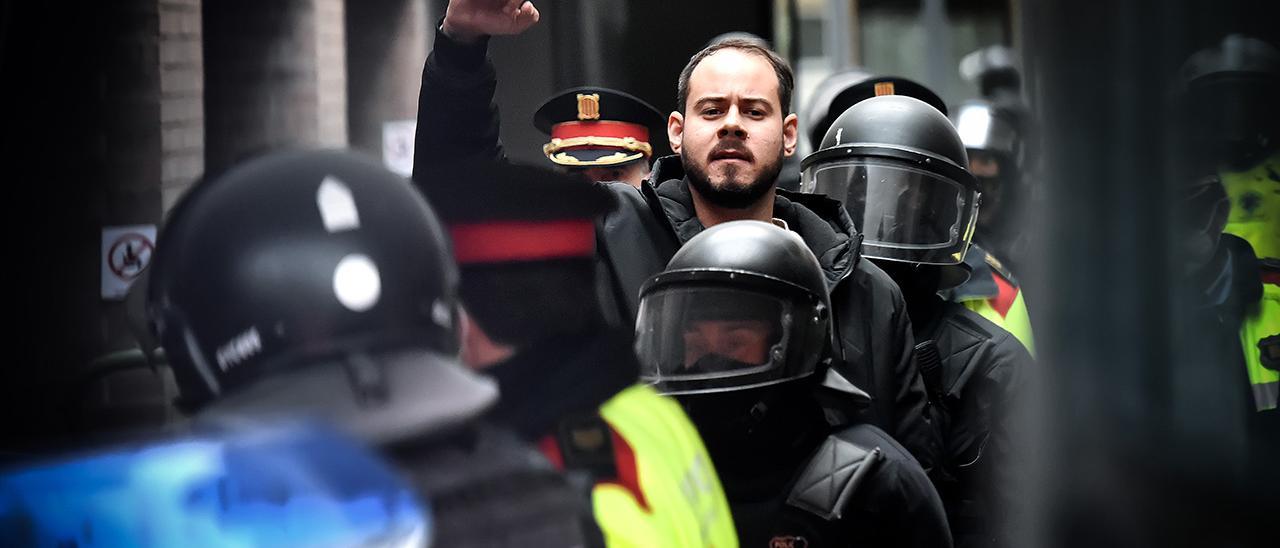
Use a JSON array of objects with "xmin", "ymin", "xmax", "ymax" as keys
[{"xmin": 449, "ymin": 220, "xmax": 596, "ymax": 264}]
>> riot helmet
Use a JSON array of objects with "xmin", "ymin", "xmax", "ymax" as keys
[
  {"xmin": 801, "ymin": 95, "xmax": 980, "ymax": 268},
  {"xmin": 805, "ymin": 69, "xmax": 950, "ymax": 150},
  {"xmin": 952, "ymin": 99, "xmax": 1024, "ymax": 232},
  {"xmin": 1177, "ymin": 34, "xmax": 1280, "ymax": 170},
  {"xmin": 959, "ymin": 45, "xmax": 1023, "ymax": 101},
  {"xmin": 1177, "ymin": 173, "xmax": 1233, "ymax": 275},
  {"xmin": 147, "ymin": 149, "xmax": 495, "ymax": 444},
  {"xmin": 635, "ymin": 221, "xmax": 835, "ymax": 395}
]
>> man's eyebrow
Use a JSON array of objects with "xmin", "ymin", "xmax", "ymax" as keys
[{"xmin": 692, "ymin": 96, "xmax": 728, "ymax": 107}]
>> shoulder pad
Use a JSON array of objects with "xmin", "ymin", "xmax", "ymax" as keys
[
  {"xmin": 785, "ymin": 432, "xmax": 883, "ymax": 521},
  {"xmin": 983, "ymin": 251, "xmax": 1016, "ymax": 283}
]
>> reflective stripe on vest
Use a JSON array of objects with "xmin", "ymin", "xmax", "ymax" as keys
[
  {"xmin": 593, "ymin": 384, "xmax": 739, "ymax": 548},
  {"xmin": 1241, "ymin": 280, "xmax": 1280, "ymax": 411}
]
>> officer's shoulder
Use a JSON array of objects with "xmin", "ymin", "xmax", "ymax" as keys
[
  {"xmin": 982, "ymin": 250, "xmax": 1017, "ymax": 283},
  {"xmin": 602, "ymin": 384, "xmax": 683, "ymax": 420},
  {"xmin": 942, "ymin": 303, "xmax": 1030, "ymax": 358},
  {"xmin": 830, "ymin": 423, "xmax": 917, "ymax": 464},
  {"xmin": 786, "ymin": 424, "xmax": 893, "ymax": 520}
]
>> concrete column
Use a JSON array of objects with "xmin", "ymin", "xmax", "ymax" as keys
[
  {"xmin": 202, "ymin": 0, "xmax": 348, "ymax": 174},
  {"xmin": 344, "ymin": 0, "xmax": 430, "ymax": 162}
]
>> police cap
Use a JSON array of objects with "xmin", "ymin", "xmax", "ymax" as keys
[{"xmin": 534, "ymin": 87, "xmax": 666, "ymax": 168}]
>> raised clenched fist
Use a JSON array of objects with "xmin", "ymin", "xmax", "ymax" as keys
[{"xmin": 442, "ymin": 0, "xmax": 540, "ymax": 44}]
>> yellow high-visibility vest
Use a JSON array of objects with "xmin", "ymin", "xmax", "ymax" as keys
[
  {"xmin": 1241, "ymin": 277, "xmax": 1280, "ymax": 411},
  {"xmin": 591, "ymin": 384, "xmax": 739, "ymax": 548}
]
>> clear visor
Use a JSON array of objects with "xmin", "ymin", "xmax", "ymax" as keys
[
  {"xmin": 802, "ymin": 157, "xmax": 978, "ymax": 264},
  {"xmin": 635, "ymin": 286, "xmax": 820, "ymax": 394}
]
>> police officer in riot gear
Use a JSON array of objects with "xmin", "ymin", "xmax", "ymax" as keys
[
  {"xmin": 947, "ymin": 100, "xmax": 1036, "ymax": 353},
  {"xmin": 146, "ymin": 149, "xmax": 593, "ymax": 546},
  {"xmin": 802, "ymin": 95, "xmax": 1034, "ymax": 547},
  {"xmin": 636, "ymin": 220, "xmax": 952, "ymax": 548}
]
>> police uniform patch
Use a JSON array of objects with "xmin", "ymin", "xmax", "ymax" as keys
[
  {"xmin": 769, "ymin": 535, "xmax": 809, "ymax": 548},
  {"xmin": 555, "ymin": 413, "xmax": 617, "ymax": 479}
]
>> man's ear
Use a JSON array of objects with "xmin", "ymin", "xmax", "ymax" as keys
[
  {"xmin": 457, "ymin": 307, "xmax": 481, "ymax": 370},
  {"xmin": 668, "ymin": 111, "xmax": 684, "ymax": 154},
  {"xmin": 457, "ymin": 306, "xmax": 515, "ymax": 370},
  {"xmin": 782, "ymin": 113, "xmax": 799, "ymax": 157}
]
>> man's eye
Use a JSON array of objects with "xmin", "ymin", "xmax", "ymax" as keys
[{"xmin": 702, "ymin": 108, "xmax": 721, "ymax": 116}]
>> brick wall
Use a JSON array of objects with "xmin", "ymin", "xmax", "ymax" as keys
[{"xmin": 159, "ymin": 0, "xmax": 205, "ymax": 212}]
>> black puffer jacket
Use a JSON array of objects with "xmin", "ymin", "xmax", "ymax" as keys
[{"xmin": 914, "ymin": 301, "xmax": 1032, "ymax": 548}]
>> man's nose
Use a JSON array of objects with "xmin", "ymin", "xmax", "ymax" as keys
[{"xmin": 717, "ymin": 107, "xmax": 747, "ymax": 139}]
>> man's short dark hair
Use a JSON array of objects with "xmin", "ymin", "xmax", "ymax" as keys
[{"xmin": 677, "ymin": 39, "xmax": 795, "ymax": 114}]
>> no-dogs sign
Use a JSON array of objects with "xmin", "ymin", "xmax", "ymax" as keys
[{"xmin": 101, "ymin": 225, "xmax": 156, "ymax": 300}]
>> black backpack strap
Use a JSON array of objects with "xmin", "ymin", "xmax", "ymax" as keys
[
  {"xmin": 914, "ymin": 339, "xmax": 947, "ymax": 409},
  {"xmin": 785, "ymin": 431, "xmax": 884, "ymax": 520}
]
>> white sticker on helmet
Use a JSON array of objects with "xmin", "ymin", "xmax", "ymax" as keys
[
  {"xmin": 431, "ymin": 298, "xmax": 452, "ymax": 329},
  {"xmin": 317, "ymin": 176, "xmax": 361, "ymax": 233},
  {"xmin": 215, "ymin": 326, "xmax": 262, "ymax": 372},
  {"xmin": 333, "ymin": 254, "xmax": 381, "ymax": 312}
]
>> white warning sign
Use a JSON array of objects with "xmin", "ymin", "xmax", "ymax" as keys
[
  {"xmin": 382, "ymin": 119, "xmax": 417, "ymax": 177},
  {"xmin": 101, "ymin": 225, "xmax": 156, "ymax": 300}
]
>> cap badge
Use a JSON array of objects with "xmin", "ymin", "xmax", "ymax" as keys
[
  {"xmin": 577, "ymin": 93, "xmax": 601, "ymax": 120},
  {"xmin": 874, "ymin": 81, "xmax": 896, "ymax": 96}
]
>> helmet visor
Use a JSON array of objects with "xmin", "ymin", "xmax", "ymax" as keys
[
  {"xmin": 803, "ymin": 157, "xmax": 978, "ymax": 264},
  {"xmin": 635, "ymin": 286, "xmax": 820, "ymax": 395}
]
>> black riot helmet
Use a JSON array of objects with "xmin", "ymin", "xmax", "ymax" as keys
[
  {"xmin": 1177, "ymin": 34, "xmax": 1280, "ymax": 170},
  {"xmin": 147, "ymin": 149, "xmax": 495, "ymax": 444},
  {"xmin": 801, "ymin": 95, "xmax": 980, "ymax": 268},
  {"xmin": 635, "ymin": 221, "xmax": 835, "ymax": 395},
  {"xmin": 805, "ymin": 69, "xmax": 950, "ymax": 150}
]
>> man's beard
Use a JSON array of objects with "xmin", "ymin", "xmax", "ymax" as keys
[{"xmin": 683, "ymin": 147, "xmax": 784, "ymax": 210}]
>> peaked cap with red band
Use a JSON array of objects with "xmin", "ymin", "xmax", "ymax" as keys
[
  {"xmin": 534, "ymin": 87, "xmax": 667, "ymax": 168},
  {"xmin": 415, "ymin": 160, "xmax": 617, "ymax": 266}
]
